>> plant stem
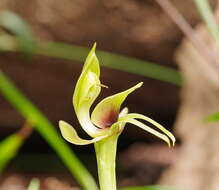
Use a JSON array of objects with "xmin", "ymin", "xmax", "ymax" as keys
[
  {"xmin": 94, "ymin": 134, "xmax": 119, "ymax": 190},
  {"xmin": 0, "ymin": 71, "xmax": 98, "ymax": 190}
]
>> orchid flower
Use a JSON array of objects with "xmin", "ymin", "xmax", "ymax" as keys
[{"xmin": 59, "ymin": 44, "xmax": 175, "ymax": 190}]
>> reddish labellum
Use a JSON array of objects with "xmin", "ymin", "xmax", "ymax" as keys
[{"xmin": 100, "ymin": 109, "xmax": 119, "ymax": 129}]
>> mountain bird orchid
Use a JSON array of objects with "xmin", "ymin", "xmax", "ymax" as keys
[{"xmin": 59, "ymin": 43, "xmax": 175, "ymax": 190}]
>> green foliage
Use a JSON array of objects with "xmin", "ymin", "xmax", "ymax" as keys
[
  {"xmin": 0, "ymin": 71, "xmax": 98, "ymax": 190},
  {"xmin": 0, "ymin": 10, "xmax": 179, "ymax": 190},
  {"xmin": 38, "ymin": 41, "xmax": 182, "ymax": 86},
  {"xmin": 0, "ymin": 134, "xmax": 23, "ymax": 173},
  {"xmin": 0, "ymin": 11, "xmax": 181, "ymax": 86},
  {"xmin": 27, "ymin": 179, "xmax": 40, "ymax": 190},
  {"xmin": 0, "ymin": 11, "xmax": 36, "ymax": 54},
  {"xmin": 204, "ymin": 112, "xmax": 219, "ymax": 123}
]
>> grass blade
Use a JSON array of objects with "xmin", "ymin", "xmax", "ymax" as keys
[
  {"xmin": 0, "ymin": 11, "xmax": 181, "ymax": 86},
  {"xmin": 0, "ymin": 11, "xmax": 36, "ymax": 54},
  {"xmin": 0, "ymin": 122, "xmax": 33, "ymax": 173},
  {"xmin": 0, "ymin": 134, "xmax": 23, "ymax": 173},
  {"xmin": 38, "ymin": 41, "xmax": 182, "ymax": 86},
  {"xmin": 204, "ymin": 112, "xmax": 219, "ymax": 123},
  {"xmin": 0, "ymin": 71, "xmax": 98, "ymax": 190}
]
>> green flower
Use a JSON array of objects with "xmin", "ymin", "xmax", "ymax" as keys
[{"xmin": 59, "ymin": 44, "xmax": 175, "ymax": 147}]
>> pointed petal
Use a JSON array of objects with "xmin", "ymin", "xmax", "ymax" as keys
[
  {"xmin": 59, "ymin": 120, "xmax": 108, "ymax": 145},
  {"xmin": 73, "ymin": 43, "xmax": 101, "ymax": 111},
  {"xmin": 91, "ymin": 82, "xmax": 143, "ymax": 129},
  {"xmin": 82, "ymin": 43, "xmax": 100, "ymax": 76},
  {"xmin": 126, "ymin": 113, "xmax": 175, "ymax": 146},
  {"xmin": 114, "ymin": 117, "xmax": 171, "ymax": 146},
  {"xmin": 128, "ymin": 118, "xmax": 171, "ymax": 146},
  {"xmin": 71, "ymin": 44, "xmax": 104, "ymax": 137}
]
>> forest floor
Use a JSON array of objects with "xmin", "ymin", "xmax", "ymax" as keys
[{"xmin": 0, "ymin": 143, "xmax": 178, "ymax": 190}]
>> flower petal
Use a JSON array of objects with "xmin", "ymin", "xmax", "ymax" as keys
[
  {"xmin": 71, "ymin": 44, "xmax": 106, "ymax": 137},
  {"xmin": 110, "ymin": 117, "xmax": 171, "ymax": 146},
  {"xmin": 91, "ymin": 82, "xmax": 143, "ymax": 129},
  {"xmin": 125, "ymin": 118, "xmax": 171, "ymax": 146},
  {"xmin": 82, "ymin": 43, "xmax": 100, "ymax": 76},
  {"xmin": 73, "ymin": 43, "xmax": 101, "ymax": 112},
  {"xmin": 59, "ymin": 120, "xmax": 108, "ymax": 145},
  {"xmin": 125, "ymin": 113, "xmax": 175, "ymax": 146}
]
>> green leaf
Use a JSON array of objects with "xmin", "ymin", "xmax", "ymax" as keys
[
  {"xmin": 0, "ymin": 11, "xmax": 181, "ymax": 86},
  {"xmin": 27, "ymin": 178, "xmax": 40, "ymax": 190},
  {"xmin": 59, "ymin": 120, "xmax": 107, "ymax": 145},
  {"xmin": 38, "ymin": 41, "xmax": 182, "ymax": 86},
  {"xmin": 0, "ymin": 134, "xmax": 23, "ymax": 173},
  {"xmin": 0, "ymin": 11, "xmax": 36, "ymax": 54},
  {"xmin": 0, "ymin": 71, "xmax": 98, "ymax": 190},
  {"xmin": 91, "ymin": 82, "xmax": 143, "ymax": 129}
]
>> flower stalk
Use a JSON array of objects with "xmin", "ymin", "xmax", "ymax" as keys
[{"xmin": 95, "ymin": 134, "xmax": 119, "ymax": 190}]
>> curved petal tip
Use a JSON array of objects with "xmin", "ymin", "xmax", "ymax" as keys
[{"xmin": 59, "ymin": 120, "xmax": 107, "ymax": 145}]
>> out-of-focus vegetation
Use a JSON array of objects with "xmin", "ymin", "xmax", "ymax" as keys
[
  {"xmin": 0, "ymin": 11, "xmax": 182, "ymax": 86},
  {"xmin": 0, "ymin": 71, "xmax": 98, "ymax": 190},
  {"xmin": 0, "ymin": 10, "xmax": 182, "ymax": 190},
  {"xmin": 0, "ymin": 133, "xmax": 23, "ymax": 173},
  {"xmin": 38, "ymin": 41, "xmax": 182, "ymax": 85},
  {"xmin": 204, "ymin": 112, "xmax": 219, "ymax": 122},
  {"xmin": 193, "ymin": 0, "xmax": 219, "ymax": 44},
  {"xmin": 0, "ymin": 0, "xmax": 218, "ymax": 188},
  {"xmin": 192, "ymin": 0, "xmax": 219, "ymax": 124}
]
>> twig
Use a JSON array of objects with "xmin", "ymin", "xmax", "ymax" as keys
[
  {"xmin": 155, "ymin": 0, "xmax": 219, "ymax": 73},
  {"xmin": 17, "ymin": 121, "xmax": 33, "ymax": 140}
]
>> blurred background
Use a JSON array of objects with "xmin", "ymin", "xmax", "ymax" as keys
[{"xmin": 0, "ymin": 0, "xmax": 219, "ymax": 190}]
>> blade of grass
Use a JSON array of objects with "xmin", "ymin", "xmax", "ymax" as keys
[
  {"xmin": 0, "ymin": 122, "xmax": 32, "ymax": 173},
  {"xmin": 0, "ymin": 71, "xmax": 98, "ymax": 190},
  {"xmin": 0, "ymin": 11, "xmax": 182, "ymax": 86},
  {"xmin": 37, "ymin": 41, "xmax": 182, "ymax": 86},
  {"xmin": 193, "ymin": 0, "xmax": 219, "ymax": 44},
  {"xmin": 204, "ymin": 111, "xmax": 219, "ymax": 122},
  {"xmin": 0, "ymin": 11, "xmax": 36, "ymax": 54},
  {"xmin": 0, "ymin": 134, "xmax": 23, "ymax": 173}
]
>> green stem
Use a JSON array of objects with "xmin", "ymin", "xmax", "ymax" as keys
[
  {"xmin": 0, "ymin": 71, "xmax": 98, "ymax": 190},
  {"xmin": 94, "ymin": 134, "xmax": 119, "ymax": 190}
]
